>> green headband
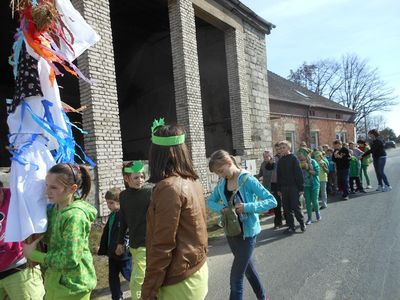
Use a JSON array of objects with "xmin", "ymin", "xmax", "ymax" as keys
[
  {"xmin": 124, "ymin": 161, "xmax": 144, "ymax": 173},
  {"xmin": 297, "ymin": 147, "xmax": 310, "ymax": 157},
  {"xmin": 313, "ymin": 151, "xmax": 323, "ymax": 158},
  {"xmin": 151, "ymin": 118, "xmax": 185, "ymax": 146}
]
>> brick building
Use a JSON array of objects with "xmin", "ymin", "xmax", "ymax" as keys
[
  {"xmin": 0, "ymin": 0, "xmax": 276, "ymax": 215},
  {"xmin": 268, "ymin": 71, "xmax": 356, "ymax": 152}
]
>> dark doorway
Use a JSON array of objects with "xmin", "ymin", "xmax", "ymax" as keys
[
  {"xmin": 196, "ymin": 17, "xmax": 233, "ymax": 157},
  {"xmin": 110, "ymin": 0, "xmax": 175, "ymax": 160}
]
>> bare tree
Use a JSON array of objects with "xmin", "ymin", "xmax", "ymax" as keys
[
  {"xmin": 357, "ymin": 114, "xmax": 386, "ymax": 138},
  {"xmin": 288, "ymin": 54, "xmax": 398, "ymax": 127},
  {"xmin": 288, "ymin": 59, "xmax": 342, "ymax": 99}
]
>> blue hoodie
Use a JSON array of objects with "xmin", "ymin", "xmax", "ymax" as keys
[{"xmin": 208, "ymin": 170, "xmax": 277, "ymax": 238}]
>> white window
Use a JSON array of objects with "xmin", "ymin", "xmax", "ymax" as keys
[
  {"xmin": 336, "ymin": 132, "xmax": 347, "ymax": 142},
  {"xmin": 310, "ymin": 131, "xmax": 319, "ymax": 150},
  {"xmin": 285, "ymin": 131, "xmax": 296, "ymax": 152}
]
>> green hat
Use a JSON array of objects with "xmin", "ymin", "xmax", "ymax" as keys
[
  {"xmin": 297, "ymin": 147, "xmax": 310, "ymax": 157},
  {"xmin": 151, "ymin": 118, "xmax": 185, "ymax": 146},
  {"xmin": 124, "ymin": 161, "xmax": 144, "ymax": 173},
  {"xmin": 313, "ymin": 151, "xmax": 323, "ymax": 158}
]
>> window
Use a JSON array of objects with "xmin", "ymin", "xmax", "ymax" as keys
[
  {"xmin": 336, "ymin": 132, "xmax": 347, "ymax": 142},
  {"xmin": 309, "ymin": 110, "xmax": 316, "ymax": 116},
  {"xmin": 310, "ymin": 131, "xmax": 319, "ymax": 150},
  {"xmin": 285, "ymin": 131, "xmax": 296, "ymax": 152},
  {"xmin": 335, "ymin": 114, "xmax": 342, "ymax": 119}
]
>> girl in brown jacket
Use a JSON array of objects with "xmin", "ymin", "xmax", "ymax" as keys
[{"xmin": 140, "ymin": 121, "xmax": 208, "ymax": 300}]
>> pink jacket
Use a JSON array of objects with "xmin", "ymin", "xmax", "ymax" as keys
[{"xmin": 0, "ymin": 188, "xmax": 24, "ymax": 271}]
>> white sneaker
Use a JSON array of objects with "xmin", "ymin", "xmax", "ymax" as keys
[
  {"xmin": 376, "ymin": 186, "xmax": 383, "ymax": 192},
  {"xmin": 366, "ymin": 185, "xmax": 372, "ymax": 189},
  {"xmin": 383, "ymin": 186, "xmax": 392, "ymax": 192}
]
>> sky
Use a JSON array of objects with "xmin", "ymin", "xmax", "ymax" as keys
[{"xmin": 240, "ymin": 0, "xmax": 400, "ymax": 135}]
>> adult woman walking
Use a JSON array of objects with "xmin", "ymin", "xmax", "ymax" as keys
[
  {"xmin": 140, "ymin": 120, "xmax": 208, "ymax": 300},
  {"xmin": 208, "ymin": 150, "xmax": 277, "ymax": 300},
  {"xmin": 361, "ymin": 129, "xmax": 392, "ymax": 192}
]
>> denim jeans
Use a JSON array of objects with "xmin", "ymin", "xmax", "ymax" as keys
[
  {"xmin": 373, "ymin": 156, "xmax": 390, "ymax": 186},
  {"xmin": 226, "ymin": 235, "xmax": 266, "ymax": 300}
]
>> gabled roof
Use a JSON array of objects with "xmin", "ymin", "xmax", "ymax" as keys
[
  {"xmin": 214, "ymin": 0, "xmax": 276, "ymax": 34},
  {"xmin": 268, "ymin": 71, "xmax": 355, "ymax": 114}
]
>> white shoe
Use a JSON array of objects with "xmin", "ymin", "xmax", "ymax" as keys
[
  {"xmin": 376, "ymin": 186, "xmax": 383, "ymax": 192},
  {"xmin": 366, "ymin": 185, "xmax": 372, "ymax": 189},
  {"xmin": 383, "ymin": 186, "xmax": 392, "ymax": 192}
]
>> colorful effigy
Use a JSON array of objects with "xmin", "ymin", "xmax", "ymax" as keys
[{"xmin": 5, "ymin": 0, "xmax": 100, "ymax": 242}]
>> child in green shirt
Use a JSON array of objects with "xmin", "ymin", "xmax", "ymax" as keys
[{"xmin": 23, "ymin": 163, "xmax": 97, "ymax": 300}]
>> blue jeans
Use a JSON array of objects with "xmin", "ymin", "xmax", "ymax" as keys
[
  {"xmin": 373, "ymin": 156, "xmax": 390, "ymax": 186},
  {"xmin": 227, "ymin": 235, "xmax": 266, "ymax": 300}
]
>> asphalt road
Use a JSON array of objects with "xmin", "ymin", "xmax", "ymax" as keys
[{"xmin": 207, "ymin": 147, "xmax": 400, "ymax": 300}]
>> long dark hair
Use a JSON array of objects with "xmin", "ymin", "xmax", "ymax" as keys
[
  {"xmin": 148, "ymin": 125, "xmax": 198, "ymax": 183},
  {"xmin": 368, "ymin": 129, "xmax": 380, "ymax": 138},
  {"xmin": 48, "ymin": 163, "xmax": 92, "ymax": 200}
]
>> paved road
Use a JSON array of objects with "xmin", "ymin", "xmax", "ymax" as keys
[{"xmin": 207, "ymin": 147, "xmax": 400, "ymax": 300}]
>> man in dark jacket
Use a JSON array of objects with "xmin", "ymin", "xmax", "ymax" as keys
[
  {"xmin": 277, "ymin": 140, "xmax": 306, "ymax": 233},
  {"xmin": 98, "ymin": 187, "xmax": 132, "ymax": 300},
  {"xmin": 332, "ymin": 140, "xmax": 351, "ymax": 200}
]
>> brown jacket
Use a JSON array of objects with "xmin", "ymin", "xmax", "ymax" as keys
[{"xmin": 141, "ymin": 176, "xmax": 208, "ymax": 300}]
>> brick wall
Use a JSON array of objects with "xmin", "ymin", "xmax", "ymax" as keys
[
  {"xmin": 242, "ymin": 22, "xmax": 272, "ymax": 161},
  {"xmin": 271, "ymin": 115, "xmax": 355, "ymax": 150},
  {"xmin": 168, "ymin": 0, "xmax": 209, "ymax": 191},
  {"xmin": 224, "ymin": 27, "xmax": 252, "ymax": 155},
  {"xmin": 72, "ymin": 0, "xmax": 124, "ymax": 216}
]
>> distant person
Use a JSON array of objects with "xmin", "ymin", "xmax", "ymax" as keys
[
  {"xmin": 297, "ymin": 148, "xmax": 320, "ymax": 224},
  {"xmin": 332, "ymin": 140, "xmax": 351, "ymax": 200},
  {"xmin": 361, "ymin": 129, "xmax": 392, "ymax": 192},
  {"xmin": 348, "ymin": 142, "xmax": 363, "ymax": 158},
  {"xmin": 349, "ymin": 150, "xmax": 366, "ymax": 194},
  {"xmin": 98, "ymin": 187, "xmax": 132, "ymax": 300},
  {"xmin": 325, "ymin": 148, "xmax": 337, "ymax": 195},
  {"xmin": 270, "ymin": 143, "xmax": 284, "ymax": 228},
  {"xmin": 208, "ymin": 149, "xmax": 276, "ymax": 300},
  {"xmin": 357, "ymin": 139, "xmax": 372, "ymax": 189},
  {"xmin": 277, "ymin": 140, "xmax": 306, "ymax": 233},
  {"xmin": 116, "ymin": 161, "xmax": 153, "ymax": 300},
  {"xmin": 314, "ymin": 151, "xmax": 329, "ymax": 209},
  {"xmin": 141, "ymin": 122, "xmax": 208, "ymax": 300},
  {"xmin": 0, "ymin": 182, "xmax": 45, "ymax": 299},
  {"xmin": 257, "ymin": 149, "xmax": 280, "ymax": 224},
  {"xmin": 257, "ymin": 150, "xmax": 274, "ymax": 190}
]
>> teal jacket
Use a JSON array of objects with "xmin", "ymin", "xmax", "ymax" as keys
[
  {"xmin": 302, "ymin": 159, "xmax": 320, "ymax": 188},
  {"xmin": 208, "ymin": 170, "xmax": 277, "ymax": 238},
  {"xmin": 31, "ymin": 200, "xmax": 97, "ymax": 298}
]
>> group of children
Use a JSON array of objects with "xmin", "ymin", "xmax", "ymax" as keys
[
  {"xmin": 0, "ymin": 135, "xmax": 383, "ymax": 299},
  {"xmin": 259, "ymin": 138, "xmax": 375, "ymax": 233}
]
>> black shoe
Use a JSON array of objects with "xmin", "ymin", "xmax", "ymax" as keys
[
  {"xmin": 320, "ymin": 206, "xmax": 326, "ymax": 210},
  {"xmin": 284, "ymin": 227, "xmax": 296, "ymax": 234},
  {"xmin": 300, "ymin": 223, "xmax": 306, "ymax": 232}
]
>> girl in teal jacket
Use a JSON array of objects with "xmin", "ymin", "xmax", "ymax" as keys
[
  {"xmin": 208, "ymin": 150, "xmax": 276, "ymax": 300},
  {"xmin": 297, "ymin": 148, "xmax": 320, "ymax": 225},
  {"xmin": 23, "ymin": 163, "xmax": 97, "ymax": 300}
]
